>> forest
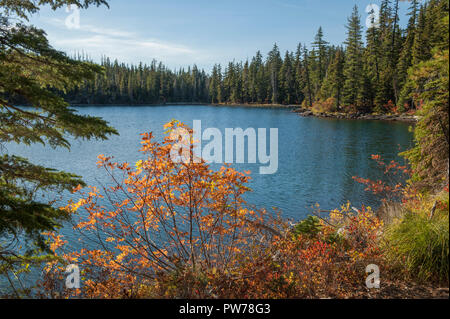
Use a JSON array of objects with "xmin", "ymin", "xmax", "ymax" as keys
[{"xmin": 61, "ymin": 0, "xmax": 447, "ymax": 115}]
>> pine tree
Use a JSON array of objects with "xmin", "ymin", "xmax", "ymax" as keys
[
  {"xmin": 302, "ymin": 46, "xmax": 313, "ymax": 107},
  {"xmin": 312, "ymin": 27, "xmax": 329, "ymax": 85},
  {"xmin": 209, "ymin": 64, "xmax": 219, "ymax": 103},
  {"xmin": 374, "ymin": 0, "xmax": 403, "ymax": 110},
  {"xmin": 242, "ymin": 60, "xmax": 250, "ymax": 103},
  {"xmin": 342, "ymin": 6, "xmax": 364, "ymax": 110},
  {"xmin": 412, "ymin": 5, "xmax": 431, "ymax": 65},
  {"xmin": 319, "ymin": 48, "xmax": 345, "ymax": 110},
  {"xmin": 0, "ymin": 0, "xmax": 117, "ymax": 290},
  {"xmin": 402, "ymin": 9, "xmax": 449, "ymax": 190},
  {"xmin": 255, "ymin": 51, "xmax": 268, "ymax": 103},
  {"xmin": 279, "ymin": 51, "xmax": 295, "ymax": 104},
  {"xmin": 390, "ymin": 0, "xmax": 401, "ymax": 104},
  {"xmin": 364, "ymin": 22, "xmax": 381, "ymax": 109},
  {"xmin": 267, "ymin": 44, "xmax": 283, "ymax": 104},
  {"xmin": 397, "ymin": 0, "xmax": 419, "ymax": 110},
  {"xmin": 294, "ymin": 43, "xmax": 305, "ymax": 104}
]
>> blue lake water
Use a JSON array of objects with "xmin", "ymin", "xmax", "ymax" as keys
[{"xmin": 6, "ymin": 105, "xmax": 414, "ymax": 241}]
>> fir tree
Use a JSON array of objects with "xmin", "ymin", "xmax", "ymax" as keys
[
  {"xmin": 312, "ymin": 27, "xmax": 329, "ymax": 84},
  {"xmin": 320, "ymin": 48, "xmax": 345, "ymax": 110},
  {"xmin": 0, "ymin": 0, "xmax": 117, "ymax": 291},
  {"xmin": 342, "ymin": 6, "xmax": 364, "ymax": 109}
]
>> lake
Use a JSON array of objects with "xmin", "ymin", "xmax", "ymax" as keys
[{"xmin": 7, "ymin": 104, "xmax": 413, "ymax": 230}]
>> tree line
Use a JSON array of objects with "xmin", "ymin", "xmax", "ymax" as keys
[{"xmin": 62, "ymin": 0, "xmax": 448, "ymax": 114}]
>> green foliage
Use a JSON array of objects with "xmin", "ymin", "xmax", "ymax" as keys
[
  {"xmin": 342, "ymin": 6, "xmax": 364, "ymax": 109},
  {"xmin": 384, "ymin": 208, "xmax": 449, "ymax": 283},
  {"xmin": 401, "ymin": 7, "xmax": 449, "ymax": 190},
  {"xmin": 0, "ymin": 0, "xmax": 116, "ymax": 293},
  {"xmin": 0, "ymin": 155, "xmax": 83, "ymax": 249},
  {"xmin": 319, "ymin": 49, "xmax": 344, "ymax": 109},
  {"xmin": 292, "ymin": 216, "xmax": 322, "ymax": 238}
]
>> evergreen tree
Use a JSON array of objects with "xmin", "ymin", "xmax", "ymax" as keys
[
  {"xmin": 294, "ymin": 43, "xmax": 305, "ymax": 104},
  {"xmin": 209, "ymin": 64, "xmax": 220, "ymax": 103},
  {"xmin": 412, "ymin": 5, "xmax": 430, "ymax": 66},
  {"xmin": 364, "ymin": 22, "xmax": 381, "ymax": 109},
  {"xmin": 319, "ymin": 48, "xmax": 345, "ymax": 110},
  {"xmin": 242, "ymin": 60, "xmax": 250, "ymax": 103},
  {"xmin": 312, "ymin": 27, "xmax": 329, "ymax": 85},
  {"xmin": 375, "ymin": 0, "xmax": 402, "ymax": 110},
  {"xmin": 267, "ymin": 44, "xmax": 283, "ymax": 104},
  {"xmin": 342, "ymin": 6, "xmax": 364, "ymax": 109},
  {"xmin": 279, "ymin": 51, "xmax": 295, "ymax": 104},
  {"xmin": 398, "ymin": 0, "xmax": 419, "ymax": 110},
  {"xmin": 0, "ymin": 0, "xmax": 117, "ymax": 290},
  {"xmin": 302, "ymin": 46, "xmax": 313, "ymax": 107},
  {"xmin": 402, "ymin": 9, "xmax": 449, "ymax": 190}
]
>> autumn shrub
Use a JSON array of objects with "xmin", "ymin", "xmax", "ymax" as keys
[
  {"xmin": 353, "ymin": 154, "xmax": 412, "ymax": 205},
  {"xmin": 311, "ymin": 97, "xmax": 337, "ymax": 113},
  {"xmin": 219, "ymin": 203, "xmax": 384, "ymax": 299},
  {"xmin": 40, "ymin": 121, "xmax": 280, "ymax": 298}
]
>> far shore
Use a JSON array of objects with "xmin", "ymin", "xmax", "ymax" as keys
[
  {"xmin": 293, "ymin": 107, "xmax": 418, "ymax": 123},
  {"xmin": 70, "ymin": 103, "xmax": 418, "ymax": 123},
  {"xmin": 71, "ymin": 102, "xmax": 294, "ymax": 108}
]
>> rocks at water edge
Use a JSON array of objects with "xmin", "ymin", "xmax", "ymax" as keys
[{"xmin": 293, "ymin": 107, "xmax": 418, "ymax": 123}]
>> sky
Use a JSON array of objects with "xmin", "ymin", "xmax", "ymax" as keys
[{"xmin": 27, "ymin": 0, "xmax": 415, "ymax": 71}]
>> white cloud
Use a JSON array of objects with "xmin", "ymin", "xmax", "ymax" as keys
[{"xmin": 40, "ymin": 17, "xmax": 203, "ymax": 67}]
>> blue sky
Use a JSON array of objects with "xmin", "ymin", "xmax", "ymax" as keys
[{"xmin": 29, "ymin": 0, "xmax": 414, "ymax": 71}]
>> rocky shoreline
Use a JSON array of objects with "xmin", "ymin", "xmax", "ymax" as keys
[{"xmin": 293, "ymin": 107, "xmax": 418, "ymax": 123}]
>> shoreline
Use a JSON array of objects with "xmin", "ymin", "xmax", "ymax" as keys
[
  {"xmin": 293, "ymin": 107, "xmax": 418, "ymax": 123},
  {"xmin": 71, "ymin": 102, "xmax": 294, "ymax": 108},
  {"xmin": 70, "ymin": 103, "xmax": 418, "ymax": 122}
]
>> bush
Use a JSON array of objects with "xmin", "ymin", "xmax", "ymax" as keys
[
  {"xmin": 292, "ymin": 216, "xmax": 322, "ymax": 238},
  {"xmin": 40, "ymin": 121, "xmax": 279, "ymax": 299},
  {"xmin": 311, "ymin": 97, "xmax": 337, "ymax": 113},
  {"xmin": 384, "ymin": 192, "xmax": 449, "ymax": 283}
]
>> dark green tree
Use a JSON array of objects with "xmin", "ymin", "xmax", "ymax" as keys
[
  {"xmin": 312, "ymin": 27, "xmax": 329, "ymax": 85},
  {"xmin": 319, "ymin": 48, "xmax": 345, "ymax": 110},
  {"xmin": 302, "ymin": 46, "xmax": 313, "ymax": 107},
  {"xmin": 279, "ymin": 51, "xmax": 295, "ymax": 104},
  {"xmin": 397, "ymin": 0, "xmax": 419, "ymax": 111},
  {"xmin": 342, "ymin": 6, "xmax": 364, "ymax": 109},
  {"xmin": 267, "ymin": 44, "xmax": 282, "ymax": 104},
  {"xmin": 0, "ymin": 0, "xmax": 117, "ymax": 293},
  {"xmin": 402, "ymin": 10, "xmax": 449, "ymax": 190}
]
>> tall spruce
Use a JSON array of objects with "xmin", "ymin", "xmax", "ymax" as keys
[
  {"xmin": 0, "ymin": 0, "xmax": 117, "ymax": 291},
  {"xmin": 342, "ymin": 6, "xmax": 364, "ymax": 109},
  {"xmin": 320, "ymin": 48, "xmax": 345, "ymax": 110},
  {"xmin": 312, "ymin": 27, "xmax": 329, "ymax": 86},
  {"xmin": 402, "ymin": 7, "xmax": 449, "ymax": 190},
  {"xmin": 267, "ymin": 44, "xmax": 283, "ymax": 104},
  {"xmin": 398, "ymin": 0, "xmax": 419, "ymax": 110}
]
